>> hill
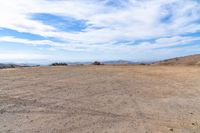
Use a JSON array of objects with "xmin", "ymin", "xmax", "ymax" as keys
[{"xmin": 154, "ymin": 54, "xmax": 200, "ymax": 66}]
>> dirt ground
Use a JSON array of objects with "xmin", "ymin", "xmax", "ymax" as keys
[{"xmin": 0, "ymin": 65, "xmax": 200, "ymax": 133}]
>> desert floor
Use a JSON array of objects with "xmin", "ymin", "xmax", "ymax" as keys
[{"xmin": 0, "ymin": 65, "xmax": 200, "ymax": 133}]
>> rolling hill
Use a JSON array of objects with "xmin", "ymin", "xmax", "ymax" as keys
[{"xmin": 154, "ymin": 54, "xmax": 200, "ymax": 66}]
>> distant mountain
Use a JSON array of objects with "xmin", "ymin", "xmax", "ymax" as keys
[
  {"xmin": 0, "ymin": 63, "xmax": 35, "ymax": 69},
  {"xmin": 63, "ymin": 60, "xmax": 135, "ymax": 65},
  {"xmin": 102, "ymin": 60, "xmax": 134, "ymax": 64},
  {"xmin": 0, "ymin": 64, "xmax": 20, "ymax": 69},
  {"xmin": 66, "ymin": 62, "xmax": 92, "ymax": 65},
  {"xmin": 66, "ymin": 60, "xmax": 151, "ymax": 65},
  {"xmin": 153, "ymin": 54, "xmax": 200, "ymax": 66}
]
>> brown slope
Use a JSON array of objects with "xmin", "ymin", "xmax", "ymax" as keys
[{"xmin": 154, "ymin": 54, "xmax": 200, "ymax": 66}]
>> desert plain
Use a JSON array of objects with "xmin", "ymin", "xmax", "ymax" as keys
[{"xmin": 0, "ymin": 65, "xmax": 200, "ymax": 133}]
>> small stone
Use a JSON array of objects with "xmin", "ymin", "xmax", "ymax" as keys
[{"xmin": 0, "ymin": 109, "xmax": 5, "ymax": 114}]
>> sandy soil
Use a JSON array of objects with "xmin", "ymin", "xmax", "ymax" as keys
[{"xmin": 0, "ymin": 65, "xmax": 200, "ymax": 133}]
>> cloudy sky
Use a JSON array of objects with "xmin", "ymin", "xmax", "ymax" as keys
[{"xmin": 0, "ymin": 0, "xmax": 200, "ymax": 64}]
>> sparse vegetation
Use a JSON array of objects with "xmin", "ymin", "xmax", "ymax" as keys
[{"xmin": 50, "ymin": 62, "xmax": 68, "ymax": 66}]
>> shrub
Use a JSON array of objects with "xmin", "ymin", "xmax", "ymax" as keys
[
  {"xmin": 50, "ymin": 62, "xmax": 68, "ymax": 66},
  {"xmin": 92, "ymin": 61, "xmax": 103, "ymax": 65},
  {"xmin": 139, "ymin": 63, "xmax": 146, "ymax": 65}
]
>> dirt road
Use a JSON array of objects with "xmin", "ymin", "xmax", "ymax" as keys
[{"xmin": 0, "ymin": 65, "xmax": 200, "ymax": 133}]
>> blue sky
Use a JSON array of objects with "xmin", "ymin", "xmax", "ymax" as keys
[{"xmin": 0, "ymin": 0, "xmax": 200, "ymax": 64}]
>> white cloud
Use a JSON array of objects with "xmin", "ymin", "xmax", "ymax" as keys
[
  {"xmin": 0, "ymin": 0, "xmax": 200, "ymax": 59},
  {"xmin": 0, "ymin": 36, "xmax": 65, "ymax": 47}
]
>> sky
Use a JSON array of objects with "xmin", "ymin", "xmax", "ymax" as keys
[{"xmin": 0, "ymin": 0, "xmax": 200, "ymax": 64}]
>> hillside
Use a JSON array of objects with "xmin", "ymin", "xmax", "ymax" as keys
[{"xmin": 154, "ymin": 54, "xmax": 200, "ymax": 66}]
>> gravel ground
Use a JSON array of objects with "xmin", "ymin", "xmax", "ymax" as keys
[{"xmin": 0, "ymin": 65, "xmax": 200, "ymax": 133}]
